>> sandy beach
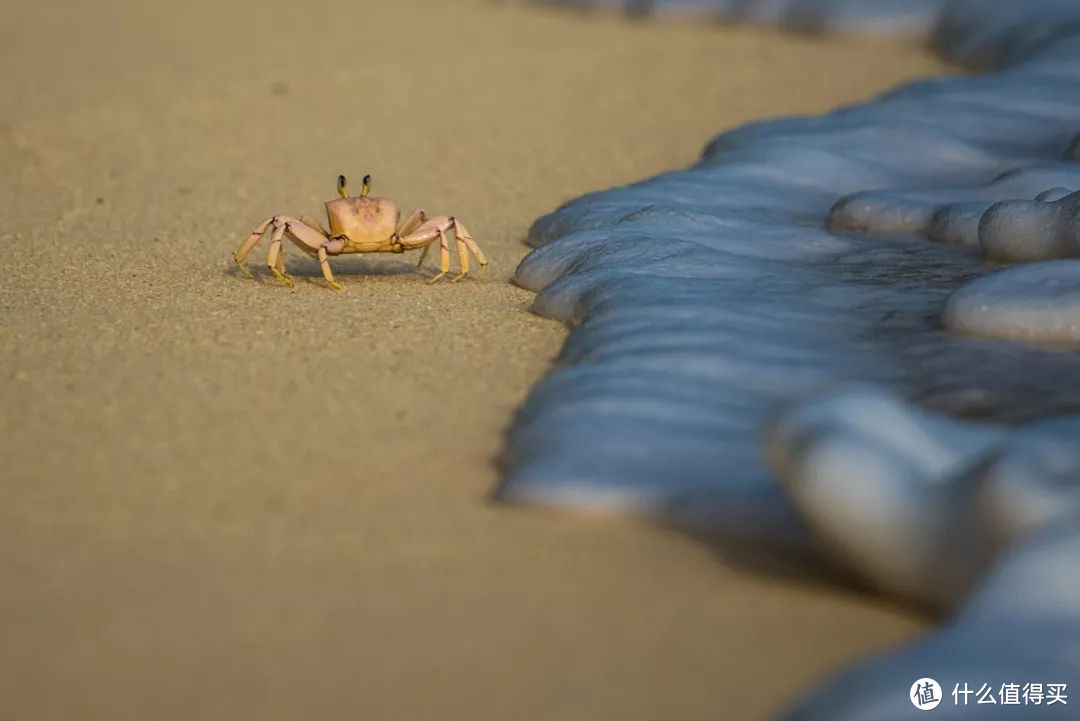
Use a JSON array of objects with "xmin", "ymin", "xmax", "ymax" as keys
[{"xmin": 0, "ymin": 1, "xmax": 949, "ymax": 718}]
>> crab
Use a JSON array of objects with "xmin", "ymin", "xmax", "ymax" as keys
[{"xmin": 233, "ymin": 174, "xmax": 487, "ymax": 291}]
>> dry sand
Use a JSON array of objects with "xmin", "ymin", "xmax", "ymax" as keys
[{"xmin": 0, "ymin": 1, "xmax": 950, "ymax": 718}]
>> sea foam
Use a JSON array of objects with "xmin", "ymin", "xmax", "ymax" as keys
[{"xmin": 503, "ymin": 1, "xmax": 1080, "ymax": 718}]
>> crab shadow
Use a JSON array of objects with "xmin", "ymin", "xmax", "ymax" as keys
[{"xmin": 224, "ymin": 255, "xmax": 436, "ymax": 285}]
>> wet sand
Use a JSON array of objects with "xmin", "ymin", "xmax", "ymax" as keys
[{"xmin": 0, "ymin": 1, "xmax": 948, "ymax": 718}]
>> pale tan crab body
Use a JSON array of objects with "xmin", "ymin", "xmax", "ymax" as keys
[
  {"xmin": 325, "ymin": 196, "xmax": 400, "ymax": 253},
  {"xmin": 233, "ymin": 174, "xmax": 487, "ymax": 291}
]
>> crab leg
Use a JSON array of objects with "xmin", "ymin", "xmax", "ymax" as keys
[
  {"xmin": 453, "ymin": 224, "xmax": 470, "ymax": 282},
  {"xmin": 450, "ymin": 218, "xmax": 487, "ymax": 282},
  {"xmin": 318, "ymin": 246, "xmax": 343, "ymax": 292},
  {"xmin": 266, "ymin": 222, "xmax": 294, "ymax": 287},
  {"xmin": 398, "ymin": 208, "xmax": 426, "ymax": 238},
  {"xmin": 234, "ymin": 217, "xmax": 274, "ymax": 278},
  {"xmin": 275, "ymin": 217, "xmax": 342, "ymax": 291},
  {"xmin": 399, "ymin": 208, "xmax": 427, "ymax": 262},
  {"xmin": 400, "ymin": 209, "xmax": 430, "ymax": 264},
  {"xmin": 300, "ymin": 215, "xmax": 330, "ymax": 236},
  {"xmin": 235, "ymin": 214, "xmax": 342, "ymax": 288},
  {"xmin": 427, "ymin": 228, "xmax": 452, "ymax": 284},
  {"xmin": 400, "ymin": 215, "xmax": 487, "ymax": 283},
  {"xmin": 274, "ymin": 247, "xmax": 288, "ymax": 281}
]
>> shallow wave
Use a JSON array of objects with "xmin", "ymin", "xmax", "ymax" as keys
[{"xmin": 502, "ymin": 1, "xmax": 1080, "ymax": 718}]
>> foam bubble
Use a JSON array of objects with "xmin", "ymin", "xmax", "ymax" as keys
[
  {"xmin": 979, "ymin": 190, "xmax": 1080, "ymax": 261},
  {"xmin": 829, "ymin": 164, "xmax": 1080, "ymax": 237},
  {"xmin": 943, "ymin": 260, "xmax": 1080, "ymax": 345},
  {"xmin": 769, "ymin": 387, "xmax": 1080, "ymax": 718}
]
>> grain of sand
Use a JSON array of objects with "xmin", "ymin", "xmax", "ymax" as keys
[{"xmin": 0, "ymin": 1, "xmax": 948, "ymax": 718}]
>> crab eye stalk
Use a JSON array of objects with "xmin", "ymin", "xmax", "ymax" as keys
[
  {"xmin": 361, "ymin": 174, "xmax": 372, "ymax": 198},
  {"xmin": 337, "ymin": 174, "xmax": 349, "ymax": 198}
]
